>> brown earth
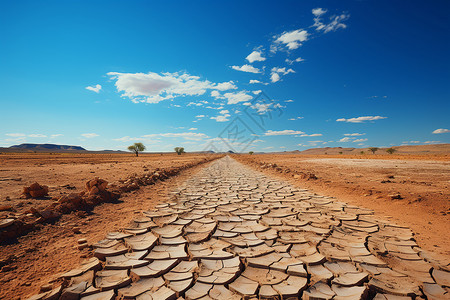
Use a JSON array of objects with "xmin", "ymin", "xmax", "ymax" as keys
[
  {"xmin": 0, "ymin": 153, "xmax": 221, "ymax": 299},
  {"xmin": 234, "ymin": 153, "xmax": 450, "ymax": 259}
]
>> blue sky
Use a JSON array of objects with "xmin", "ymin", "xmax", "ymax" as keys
[{"xmin": 1, "ymin": 0, "xmax": 449, "ymax": 152}]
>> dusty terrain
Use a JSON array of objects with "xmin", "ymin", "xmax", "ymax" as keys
[
  {"xmin": 235, "ymin": 153, "xmax": 450, "ymax": 258},
  {"xmin": 16, "ymin": 157, "xmax": 450, "ymax": 299},
  {"xmin": 0, "ymin": 153, "xmax": 220, "ymax": 299}
]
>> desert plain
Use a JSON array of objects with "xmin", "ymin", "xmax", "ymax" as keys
[{"xmin": 0, "ymin": 146, "xmax": 449, "ymax": 299}]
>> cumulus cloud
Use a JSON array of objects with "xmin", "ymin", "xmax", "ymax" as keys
[
  {"xmin": 336, "ymin": 116, "xmax": 387, "ymax": 123},
  {"xmin": 249, "ymin": 79, "xmax": 267, "ymax": 85},
  {"xmin": 6, "ymin": 133, "xmax": 26, "ymax": 137},
  {"xmin": 432, "ymin": 128, "xmax": 450, "ymax": 134},
  {"xmin": 288, "ymin": 116, "xmax": 303, "ymax": 120},
  {"xmin": 270, "ymin": 73, "xmax": 280, "ymax": 83},
  {"xmin": 246, "ymin": 51, "xmax": 266, "ymax": 63},
  {"xmin": 230, "ymin": 64, "xmax": 261, "ymax": 74},
  {"xmin": 210, "ymin": 109, "xmax": 231, "ymax": 122},
  {"xmin": 189, "ymin": 128, "xmax": 197, "ymax": 131},
  {"xmin": 285, "ymin": 100, "xmax": 294, "ymax": 103},
  {"xmin": 270, "ymin": 67, "xmax": 295, "ymax": 83},
  {"xmin": 300, "ymin": 133, "xmax": 322, "ymax": 137},
  {"xmin": 108, "ymin": 71, "xmax": 236, "ymax": 104},
  {"xmin": 265, "ymin": 130, "xmax": 305, "ymax": 136},
  {"xmin": 313, "ymin": 9, "xmax": 350, "ymax": 33},
  {"xmin": 286, "ymin": 57, "xmax": 305, "ymax": 65},
  {"xmin": 86, "ymin": 84, "xmax": 102, "ymax": 93},
  {"xmin": 344, "ymin": 133, "xmax": 365, "ymax": 136},
  {"xmin": 312, "ymin": 8, "xmax": 327, "ymax": 16},
  {"xmin": 339, "ymin": 137, "xmax": 352, "ymax": 142},
  {"xmin": 224, "ymin": 91, "xmax": 253, "ymax": 105},
  {"xmin": 82, "ymin": 133, "xmax": 99, "ymax": 138},
  {"xmin": 353, "ymin": 138, "xmax": 368, "ymax": 142},
  {"xmin": 274, "ymin": 29, "xmax": 309, "ymax": 50}
]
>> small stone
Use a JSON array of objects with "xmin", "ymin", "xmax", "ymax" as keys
[
  {"xmin": 78, "ymin": 238, "xmax": 87, "ymax": 244},
  {"xmin": 72, "ymin": 227, "xmax": 81, "ymax": 234}
]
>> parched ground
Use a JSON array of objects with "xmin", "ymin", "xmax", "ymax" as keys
[
  {"xmin": 0, "ymin": 153, "xmax": 216, "ymax": 216},
  {"xmin": 235, "ymin": 154, "xmax": 450, "ymax": 258},
  {"xmin": 0, "ymin": 153, "xmax": 220, "ymax": 299},
  {"xmin": 13, "ymin": 156, "xmax": 450, "ymax": 300}
]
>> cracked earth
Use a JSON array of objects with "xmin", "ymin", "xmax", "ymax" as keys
[{"xmin": 28, "ymin": 156, "xmax": 450, "ymax": 300}]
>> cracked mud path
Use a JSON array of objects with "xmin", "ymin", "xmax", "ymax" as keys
[{"xmin": 29, "ymin": 156, "xmax": 450, "ymax": 300}]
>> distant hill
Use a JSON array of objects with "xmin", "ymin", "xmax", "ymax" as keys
[{"xmin": 6, "ymin": 143, "xmax": 86, "ymax": 152}]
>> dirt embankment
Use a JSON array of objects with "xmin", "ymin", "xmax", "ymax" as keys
[
  {"xmin": 0, "ymin": 153, "xmax": 222, "ymax": 299},
  {"xmin": 235, "ymin": 154, "xmax": 450, "ymax": 258}
]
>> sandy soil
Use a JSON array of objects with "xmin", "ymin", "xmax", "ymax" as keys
[
  {"xmin": 235, "ymin": 154, "xmax": 450, "ymax": 258},
  {"xmin": 0, "ymin": 153, "xmax": 219, "ymax": 299},
  {"xmin": 0, "ymin": 153, "xmax": 215, "ymax": 215}
]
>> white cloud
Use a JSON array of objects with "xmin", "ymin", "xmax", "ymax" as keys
[
  {"xmin": 402, "ymin": 141, "xmax": 420, "ymax": 144},
  {"xmin": 6, "ymin": 133, "xmax": 26, "ymax": 137},
  {"xmin": 214, "ymin": 81, "xmax": 237, "ymax": 91},
  {"xmin": 187, "ymin": 102, "xmax": 203, "ymax": 106},
  {"xmin": 210, "ymin": 109, "xmax": 231, "ymax": 122},
  {"xmin": 28, "ymin": 134, "xmax": 47, "ymax": 138},
  {"xmin": 252, "ymin": 103, "xmax": 271, "ymax": 114},
  {"xmin": 424, "ymin": 141, "xmax": 441, "ymax": 144},
  {"xmin": 86, "ymin": 84, "xmax": 102, "ymax": 93},
  {"xmin": 270, "ymin": 67, "xmax": 295, "ymax": 83},
  {"xmin": 339, "ymin": 137, "xmax": 352, "ymax": 142},
  {"xmin": 313, "ymin": 10, "xmax": 350, "ymax": 33},
  {"xmin": 344, "ymin": 133, "xmax": 365, "ymax": 136},
  {"xmin": 81, "ymin": 133, "xmax": 99, "ymax": 138},
  {"xmin": 312, "ymin": 8, "xmax": 327, "ymax": 16},
  {"xmin": 113, "ymin": 136, "xmax": 139, "ymax": 142},
  {"xmin": 275, "ymin": 29, "xmax": 309, "ymax": 50},
  {"xmin": 108, "ymin": 71, "xmax": 236, "ymax": 104},
  {"xmin": 230, "ymin": 64, "xmax": 261, "ymax": 74},
  {"xmin": 336, "ymin": 116, "xmax": 387, "ymax": 123},
  {"xmin": 50, "ymin": 134, "xmax": 63, "ymax": 138},
  {"xmin": 432, "ymin": 128, "xmax": 450, "ymax": 134},
  {"xmin": 224, "ymin": 91, "xmax": 253, "ymax": 105},
  {"xmin": 285, "ymin": 100, "xmax": 294, "ymax": 103},
  {"xmin": 286, "ymin": 57, "xmax": 305, "ymax": 65},
  {"xmin": 246, "ymin": 51, "xmax": 266, "ymax": 63},
  {"xmin": 252, "ymin": 90, "xmax": 262, "ymax": 95},
  {"xmin": 353, "ymin": 138, "xmax": 368, "ymax": 142},
  {"xmin": 270, "ymin": 73, "xmax": 280, "ymax": 83},
  {"xmin": 142, "ymin": 132, "xmax": 209, "ymax": 141},
  {"xmin": 288, "ymin": 116, "xmax": 304, "ymax": 121},
  {"xmin": 195, "ymin": 115, "xmax": 205, "ymax": 118},
  {"xmin": 265, "ymin": 130, "xmax": 305, "ymax": 136},
  {"xmin": 272, "ymin": 67, "xmax": 295, "ymax": 75},
  {"xmin": 189, "ymin": 128, "xmax": 197, "ymax": 131},
  {"xmin": 249, "ymin": 79, "xmax": 267, "ymax": 85},
  {"xmin": 300, "ymin": 133, "xmax": 322, "ymax": 137}
]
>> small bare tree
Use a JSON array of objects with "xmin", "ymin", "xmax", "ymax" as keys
[
  {"xmin": 128, "ymin": 143, "xmax": 146, "ymax": 157},
  {"xmin": 368, "ymin": 147, "xmax": 379, "ymax": 154},
  {"xmin": 174, "ymin": 147, "xmax": 185, "ymax": 155}
]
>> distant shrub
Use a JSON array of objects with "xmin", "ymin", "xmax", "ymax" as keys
[
  {"xmin": 386, "ymin": 148, "xmax": 396, "ymax": 154},
  {"xmin": 249, "ymin": 151, "xmax": 254, "ymax": 155},
  {"xmin": 360, "ymin": 151, "xmax": 365, "ymax": 155},
  {"xmin": 368, "ymin": 147, "xmax": 379, "ymax": 154}
]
